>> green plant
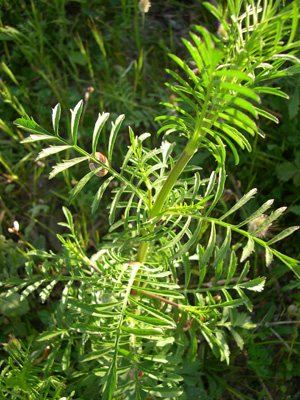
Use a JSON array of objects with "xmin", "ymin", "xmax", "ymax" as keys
[
  {"xmin": 3, "ymin": 1, "xmax": 300, "ymax": 399},
  {"xmin": 0, "ymin": 0, "xmax": 177, "ymax": 243}
]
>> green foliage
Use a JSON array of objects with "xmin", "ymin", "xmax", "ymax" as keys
[
  {"xmin": 1, "ymin": 0, "xmax": 300, "ymax": 399},
  {"xmin": 0, "ymin": 338, "xmax": 66, "ymax": 399}
]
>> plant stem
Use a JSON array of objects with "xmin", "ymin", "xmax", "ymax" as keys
[
  {"xmin": 151, "ymin": 143, "xmax": 196, "ymax": 218},
  {"xmin": 137, "ymin": 289, "xmax": 181, "ymax": 308},
  {"xmin": 136, "ymin": 140, "xmax": 197, "ymax": 263}
]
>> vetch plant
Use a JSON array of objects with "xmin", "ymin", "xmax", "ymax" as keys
[{"xmin": 6, "ymin": 1, "xmax": 300, "ymax": 399}]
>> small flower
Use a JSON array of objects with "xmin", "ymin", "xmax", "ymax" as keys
[
  {"xmin": 36, "ymin": 160, "xmax": 45, "ymax": 168},
  {"xmin": 139, "ymin": 0, "xmax": 151, "ymax": 14},
  {"xmin": 84, "ymin": 86, "xmax": 94, "ymax": 101},
  {"xmin": 8, "ymin": 220, "xmax": 20, "ymax": 235}
]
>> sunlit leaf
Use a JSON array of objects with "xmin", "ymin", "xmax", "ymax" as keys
[
  {"xmin": 70, "ymin": 99, "xmax": 83, "ymax": 145},
  {"xmin": 251, "ymin": 207, "xmax": 286, "ymax": 236},
  {"xmin": 220, "ymin": 189, "xmax": 257, "ymax": 221},
  {"xmin": 36, "ymin": 145, "xmax": 73, "ymax": 161},
  {"xmin": 240, "ymin": 237, "xmax": 255, "ymax": 262},
  {"xmin": 52, "ymin": 103, "xmax": 61, "ymax": 136},
  {"xmin": 14, "ymin": 115, "xmax": 52, "ymax": 136},
  {"xmin": 92, "ymin": 112, "xmax": 110, "ymax": 156},
  {"xmin": 40, "ymin": 280, "xmax": 57, "ymax": 303},
  {"xmin": 49, "ymin": 156, "xmax": 89, "ymax": 179},
  {"xmin": 36, "ymin": 330, "xmax": 68, "ymax": 342},
  {"xmin": 108, "ymin": 114, "xmax": 125, "ymax": 164},
  {"xmin": 236, "ymin": 199, "xmax": 274, "ymax": 228},
  {"xmin": 238, "ymin": 277, "xmax": 266, "ymax": 292},
  {"xmin": 69, "ymin": 169, "xmax": 96, "ymax": 203},
  {"xmin": 21, "ymin": 134, "xmax": 58, "ymax": 143},
  {"xmin": 267, "ymin": 226, "xmax": 300, "ymax": 245},
  {"xmin": 219, "ymin": 82, "xmax": 261, "ymax": 103}
]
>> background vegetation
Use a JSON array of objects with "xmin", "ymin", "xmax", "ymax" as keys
[{"xmin": 0, "ymin": 1, "xmax": 300, "ymax": 399}]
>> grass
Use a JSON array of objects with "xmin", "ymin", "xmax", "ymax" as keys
[{"xmin": 0, "ymin": 1, "xmax": 300, "ymax": 399}]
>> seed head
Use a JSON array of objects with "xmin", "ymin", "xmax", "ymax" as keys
[
  {"xmin": 248, "ymin": 215, "xmax": 272, "ymax": 238},
  {"xmin": 139, "ymin": 0, "xmax": 151, "ymax": 13}
]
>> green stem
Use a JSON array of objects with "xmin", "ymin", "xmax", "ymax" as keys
[
  {"xmin": 137, "ymin": 289, "xmax": 181, "ymax": 308},
  {"xmin": 151, "ymin": 143, "xmax": 196, "ymax": 218},
  {"xmin": 136, "ymin": 140, "xmax": 197, "ymax": 263},
  {"xmin": 135, "ymin": 86, "xmax": 214, "ymax": 264}
]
